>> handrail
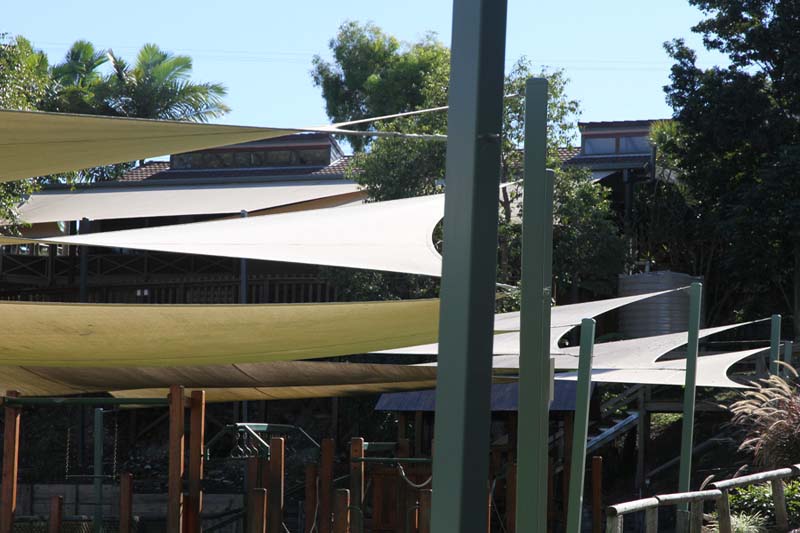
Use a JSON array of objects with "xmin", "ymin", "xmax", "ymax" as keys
[{"xmin": 607, "ymin": 463, "xmax": 800, "ymax": 532}]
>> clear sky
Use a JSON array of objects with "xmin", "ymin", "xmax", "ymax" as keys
[{"xmin": 4, "ymin": 0, "xmax": 726, "ymax": 131}]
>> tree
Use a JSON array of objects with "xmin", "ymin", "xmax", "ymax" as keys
[
  {"xmin": 659, "ymin": 1, "xmax": 800, "ymax": 333},
  {"xmin": 45, "ymin": 40, "xmax": 110, "ymax": 115},
  {"xmin": 105, "ymin": 43, "xmax": 229, "ymax": 122},
  {"xmin": 314, "ymin": 23, "xmax": 625, "ymax": 305}
]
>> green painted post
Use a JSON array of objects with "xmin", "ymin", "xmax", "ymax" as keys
[
  {"xmin": 770, "ymin": 314, "xmax": 782, "ymax": 375},
  {"xmin": 429, "ymin": 0, "xmax": 508, "ymax": 531},
  {"xmin": 784, "ymin": 341, "xmax": 794, "ymax": 378},
  {"xmin": 565, "ymin": 319, "xmax": 596, "ymax": 533},
  {"xmin": 677, "ymin": 282, "xmax": 702, "ymax": 528},
  {"xmin": 515, "ymin": 78, "xmax": 553, "ymax": 533},
  {"xmin": 93, "ymin": 408, "xmax": 103, "ymax": 533}
]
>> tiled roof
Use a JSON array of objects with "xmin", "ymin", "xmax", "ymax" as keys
[
  {"xmin": 564, "ymin": 154, "xmax": 650, "ymax": 167},
  {"xmin": 555, "ymin": 147, "xmax": 580, "ymax": 163},
  {"xmin": 119, "ymin": 161, "xmax": 171, "ymax": 182}
]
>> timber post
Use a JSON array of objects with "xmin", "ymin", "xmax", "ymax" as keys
[
  {"xmin": 168, "ymin": 385, "xmax": 186, "ymax": 533},
  {"xmin": 0, "ymin": 390, "xmax": 21, "ymax": 533},
  {"xmin": 47, "ymin": 495, "xmax": 63, "ymax": 533},
  {"xmin": 119, "ymin": 472, "xmax": 133, "ymax": 533},
  {"xmin": 268, "ymin": 437, "xmax": 285, "ymax": 533},
  {"xmin": 186, "ymin": 390, "xmax": 206, "ymax": 533},
  {"xmin": 349, "ymin": 438, "xmax": 364, "ymax": 533},
  {"xmin": 248, "ymin": 488, "xmax": 267, "ymax": 533},
  {"xmin": 333, "ymin": 489, "xmax": 350, "ymax": 533},
  {"xmin": 319, "ymin": 438, "xmax": 334, "ymax": 533},
  {"xmin": 304, "ymin": 464, "xmax": 318, "ymax": 533}
]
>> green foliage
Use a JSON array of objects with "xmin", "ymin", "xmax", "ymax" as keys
[
  {"xmin": 729, "ymin": 480, "xmax": 800, "ymax": 527},
  {"xmin": 659, "ymin": 2, "xmax": 800, "ymax": 329},
  {"xmin": 706, "ymin": 510, "xmax": 768, "ymax": 532}
]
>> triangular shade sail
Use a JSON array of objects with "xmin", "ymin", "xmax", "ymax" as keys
[
  {"xmin": 0, "ymin": 110, "xmax": 310, "ymax": 182},
  {"xmin": 555, "ymin": 347, "xmax": 765, "ymax": 389},
  {"xmin": 0, "ymin": 299, "xmax": 439, "ymax": 367},
  {"xmin": 1, "ymin": 194, "xmax": 445, "ymax": 277},
  {"xmin": 12, "ymin": 180, "xmax": 363, "ymax": 224}
]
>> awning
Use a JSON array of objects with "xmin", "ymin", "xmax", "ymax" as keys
[
  {"xmin": 0, "ymin": 299, "xmax": 439, "ymax": 367},
  {"xmin": 590, "ymin": 170, "xmax": 616, "ymax": 182},
  {"xmin": 554, "ymin": 347, "xmax": 765, "ymax": 389},
  {"xmin": 13, "ymin": 180, "xmax": 363, "ymax": 224},
  {"xmin": 0, "ymin": 194, "xmax": 445, "ymax": 277},
  {"xmin": 0, "ymin": 110, "xmax": 312, "ymax": 182}
]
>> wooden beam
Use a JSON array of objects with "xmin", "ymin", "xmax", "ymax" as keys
[
  {"xmin": 349, "ymin": 438, "xmax": 364, "ymax": 533},
  {"xmin": 185, "ymin": 390, "xmax": 205, "ymax": 533},
  {"xmin": 304, "ymin": 464, "xmax": 318, "ymax": 533},
  {"xmin": 268, "ymin": 437, "xmax": 285, "ymax": 533},
  {"xmin": 167, "ymin": 385, "xmax": 185, "ymax": 533},
  {"xmin": 506, "ymin": 463, "xmax": 517, "ymax": 533},
  {"xmin": 0, "ymin": 390, "xmax": 21, "ymax": 533},
  {"xmin": 47, "ymin": 495, "xmax": 63, "ymax": 533},
  {"xmin": 591, "ymin": 456, "xmax": 603, "ymax": 533},
  {"xmin": 248, "ymin": 488, "xmax": 267, "ymax": 533},
  {"xmin": 319, "ymin": 438, "xmax": 334, "ymax": 533},
  {"xmin": 119, "ymin": 472, "xmax": 133, "ymax": 533},
  {"xmin": 333, "ymin": 489, "xmax": 350, "ymax": 533}
]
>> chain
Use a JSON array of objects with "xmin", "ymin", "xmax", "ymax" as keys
[
  {"xmin": 64, "ymin": 427, "xmax": 71, "ymax": 479},
  {"xmin": 112, "ymin": 412, "xmax": 119, "ymax": 479}
]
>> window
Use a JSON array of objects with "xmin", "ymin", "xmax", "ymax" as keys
[
  {"xmin": 583, "ymin": 137, "xmax": 616, "ymax": 155},
  {"xmin": 619, "ymin": 135, "xmax": 650, "ymax": 154}
]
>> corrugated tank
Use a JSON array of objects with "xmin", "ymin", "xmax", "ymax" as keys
[{"xmin": 618, "ymin": 270, "xmax": 703, "ymax": 338}]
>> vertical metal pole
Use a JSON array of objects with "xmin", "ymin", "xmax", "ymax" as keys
[
  {"xmin": 784, "ymin": 340, "xmax": 794, "ymax": 378},
  {"xmin": 93, "ymin": 408, "xmax": 104, "ymax": 533},
  {"xmin": 168, "ymin": 385, "xmax": 185, "ymax": 533},
  {"xmin": 430, "ymin": 0, "xmax": 508, "ymax": 531},
  {"xmin": 240, "ymin": 210, "xmax": 248, "ymax": 303},
  {"xmin": 677, "ymin": 282, "xmax": 703, "ymax": 527},
  {"xmin": 770, "ymin": 314, "xmax": 782, "ymax": 375},
  {"xmin": 79, "ymin": 218, "xmax": 91, "ymax": 303},
  {"xmin": 516, "ymin": 78, "xmax": 553, "ymax": 533},
  {"xmin": 566, "ymin": 319, "xmax": 596, "ymax": 533}
]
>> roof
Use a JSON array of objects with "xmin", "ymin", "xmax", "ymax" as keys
[
  {"xmin": 579, "ymin": 119, "xmax": 663, "ymax": 129},
  {"xmin": 555, "ymin": 146, "xmax": 580, "ymax": 163},
  {"xmin": 374, "ymin": 381, "xmax": 593, "ymax": 412},
  {"xmin": 118, "ymin": 161, "xmax": 170, "ymax": 182},
  {"xmin": 563, "ymin": 153, "xmax": 650, "ymax": 170}
]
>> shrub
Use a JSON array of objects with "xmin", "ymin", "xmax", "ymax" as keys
[{"xmin": 728, "ymin": 480, "xmax": 800, "ymax": 527}]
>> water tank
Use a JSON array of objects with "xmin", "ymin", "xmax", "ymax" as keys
[{"xmin": 618, "ymin": 271, "xmax": 702, "ymax": 338}]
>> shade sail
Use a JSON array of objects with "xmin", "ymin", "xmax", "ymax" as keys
[
  {"xmin": 0, "ymin": 110, "xmax": 310, "ymax": 182},
  {"xmin": 0, "ymin": 299, "xmax": 439, "ymax": 367},
  {"xmin": 13, "ymin": 181, "xmax": 363, "ymax": 224},
  {"xmin": 1, "ymin": 194, "xmax": 445, "ymax": 277},
  {"xmin": 490, "ymin": 320, "xmax": 760, "ymax": 371},
  {"xmin": 382, "ymin": 289, "xmax": 685, "ymax": 356},
  {"xmin": 554, "ymin": 347, "xmax": 765, "ymax": 389}
]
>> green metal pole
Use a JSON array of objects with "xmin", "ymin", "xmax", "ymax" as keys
[
  {"xmin": 677, "ymin": 282, "xmax": 702, "ymax": 526},
  {"xmin": 770, "ymin": 314, "xmax": 782, "ymax": 375},
  {"xmin": 93, "ymin": 408, "xmax": 104, "ymax": 533},
  {"xmin": 565, "ymin": 319, "xmax": 596, "ymax": 533},
  {"xmin": 784, "ymin": 340, "xmax": 794, "ymax": 378},
  {"xmin": 430, "ymin": 1, "xmax": 508, "ymax": 531},
  {"xmin": 516, "ymin": 78, "xmax": 553, "ymax": 533}
]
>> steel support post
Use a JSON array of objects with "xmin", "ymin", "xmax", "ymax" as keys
[
  {"xmin": 93, "ymin": 409, "xmax": 104, "ymax": 533},
  {"xmin": 240, "ymin": 210, "xmax": 248, "ymax": 304},
  {"xmin": 784, "ymin": 340, "xmax": 794, "ymax": 378},
  {"xmin": 79, "ymin": 218, "xmax": 91, "ymax": 303},
  {"xmin": 770, "ymin": 314, "xmax": 782, "ymax": 375},
  {"xmin": 429, "ymin": 0, "xmax": 508, "ymax": 531},
  {"xmin": 565, "ymin": 319, "xmax": 596, "ymax": 533},
  {"xmin": 515, "ymin": 78, "xmax": 554, "ymax": 533},
  {"xmin": 677, "ymin": 282, "xmax": 703, "ymax": 528},
  {"xmin": 168, "ymin": 385, "xmax": 185, "ymax": 533}
]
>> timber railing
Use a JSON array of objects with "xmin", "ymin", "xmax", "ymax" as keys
[{"xmin": 606, "ymin": 463, "xmax": 800, "ymax": 532}]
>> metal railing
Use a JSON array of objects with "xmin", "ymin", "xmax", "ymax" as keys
[{"xmin": 606, "ymin": 463, "xmax": 800, "ymax": 532}]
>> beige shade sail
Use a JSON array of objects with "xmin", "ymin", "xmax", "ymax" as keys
[
  {"xmin": 0, "ymin": 194, "xmax": 445, "ymax": 277},
  {"xmin": 12, "ymin": 181, "xmax": 363, "ymax": 224},
  {"xmin": 0, "ymin": 110, "xmax": 313, "ymax": 182},
  {"xmin": 554, "ymin": 347, "xmax": 766, "ymax": 389},
  {"xmin": 0, "ymin": 299, "xmax": 439, "ymax": 367}
]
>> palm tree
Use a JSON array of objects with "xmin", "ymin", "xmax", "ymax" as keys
[
  {"xmin": 51, "ymin": 40, "xmax": 107, "ymax": 88},
  {"xmin": 105, "ymin": 43, "xmax": 229, "ymax": 122}
]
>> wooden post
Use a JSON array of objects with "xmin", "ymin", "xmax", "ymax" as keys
[
  {"xmin": 304, "ymin": 464, "xmax": 318, "ymax": 533},
  {"xmin": 268, "ymin": 437, "xmax": 285, "ymax": 533},
  {"xmin": 119, "ymin": 472, "xmax": 133, "ymax": 533},
  {"xmin": 606, "ymin": 514, "xmax": 622, "ymax": 533},
  {"xmin": 333, "ymin": 489, "xmax": 350, "ymax": 533},
  {"xmin": 716, "ymin": 490, "xmax": 732, "ymax": 533},
  {"xmin": 506, "ymin": 463, "xmax": 517, "ymax": 533},
  {"xmin": 48, "ymin": 495, "xmax": 63, "ymax": 533},
  {"xmin": 248, "ymin": 488, "xmax": 267, "ymax": 533},
  {"xmin": 644, "ymin": 507, "xmax": 658, "ymax": 532},
  {"xmin": 168, "ymin": 385, "xmax": 186, "ymax": 533},
  {"xmin": 689, "ymin": 500, "xmax": 704, "ymax": 533},
  {"xmin": 591, "ymin": 456, "xmax": 603, "ymax": 533},
  {"xmin": 185, "ymin": 390, "xmax": 205, "ymax": 533},
  {"xmin": 398, "ymin": 413, "xmax": 407, "ymax": 441},
  {"xmin": 0, "ymin": 390, "xmax": 21, "ymax": 533},
  {"xmin": 771, "ymin": 479, "xmax": 789, "ymax": 532},
  {"xmin": 418, "ymin": 489, "xmax": 432, "ymax": 533},
  {"xmin": 349, "ymin": 438, "xmax": 364, "ymax": 533},
  {"xmin": 320, "ymin": 438, "xmax": 334, "ymax": 533}
]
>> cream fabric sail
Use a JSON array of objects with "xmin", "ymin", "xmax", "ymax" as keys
[
  {"xmin": 0, "ymin": 110, "xmax": 311, "ymax": 182},
  {"xmin": 0, "ymin": 194, "xmax": 444, "ymax": 277},
  {"xmin": 0, "ymin": 299, "xmax": 439, "ymax": 367},
  {"xmin": 13, "ymin": 181, "xmax": 363, "ymax": 224},
  {"xmin": 554, "ymin": 347, "xmax": 765, "ymax": 389}
]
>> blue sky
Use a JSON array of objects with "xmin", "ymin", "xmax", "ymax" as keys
[{"xmin": 5, "ymin": 0, "xmax": 726, "ymax": 132}]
